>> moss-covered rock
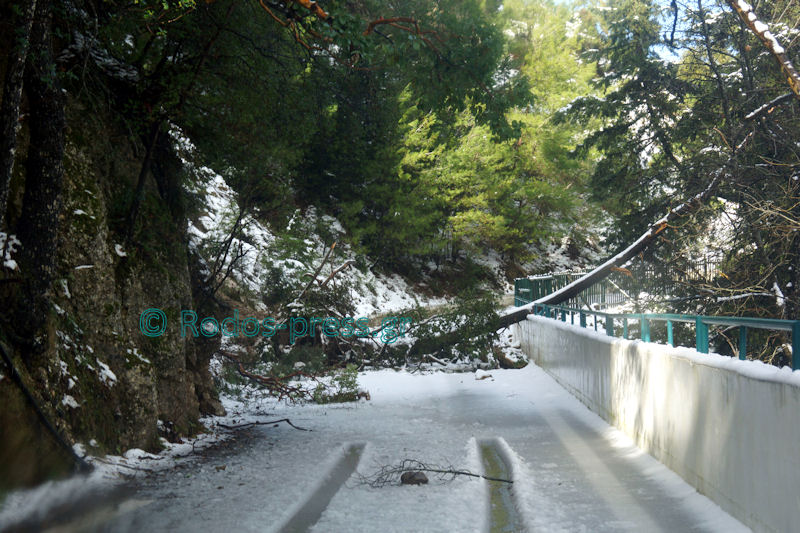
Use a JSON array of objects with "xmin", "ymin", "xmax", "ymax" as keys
[{"xmin": 0, "ymin": 100, "xmax": 223, "ymax": 489}]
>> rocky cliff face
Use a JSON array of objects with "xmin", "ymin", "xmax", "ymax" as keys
[{"xmin": 0, "ymin": 103, "xmax": 223, "ymax": 490}]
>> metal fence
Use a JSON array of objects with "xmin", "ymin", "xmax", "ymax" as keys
[
  {"xmin": 530, "ymin": 303, "xmax": 800, "ymax": 370},
  {"xmin": 514, "ymin": 273, "xmax": 626, "ymax": 308},
  {"xmin": 514, "ymin": 257, "xmax": 722, "ymax": 308}
]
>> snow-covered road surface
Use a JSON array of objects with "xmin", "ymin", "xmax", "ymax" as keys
[{"xmin": 94, "ymin": 365, "xmax": 747, "ymax": 532}]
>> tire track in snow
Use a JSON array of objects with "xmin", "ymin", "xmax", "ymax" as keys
[
  {"xmin": 480, "ymin": 438, "xmax": 527, "ymax": 533},
  {"xmin": 539, "ymin": 410, "xmax": 663, "ymax": 531},
  {"xmin": 275, "ymin": 442, "xmax": 365, "ymax": 533}
]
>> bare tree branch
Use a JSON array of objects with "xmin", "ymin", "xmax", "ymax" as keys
[
  {"xmin": 220, "ymin": 350, "xmax": 317, "ymax": 401},
  {"xmin": 355, "ymin": 458, "xmax": 512, "ymax": 488},
  {"xmin": 216, "ymin": 418, "xmax": 311, "ymax": 431}
]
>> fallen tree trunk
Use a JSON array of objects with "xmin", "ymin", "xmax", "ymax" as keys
[
  {"xmin": 405, "ymin": 176, "xmax": 721, "ymax": 358},
  {"xmin": 500, "ymin": 176, "xmax": 720, "ymax": 326}
]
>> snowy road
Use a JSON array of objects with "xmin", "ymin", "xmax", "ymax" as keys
[{"xmin": 94, "ymin": 365, "xmax": 746, "ymax": 532}]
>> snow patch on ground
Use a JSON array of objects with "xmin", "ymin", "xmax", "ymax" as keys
[
  {"xmin": 1, "ymin": 364, "xmax": 748, "ymax": 532},
  {"xmin": 0, "ymin": 395, "xmax": 300, "ymax": 530}
]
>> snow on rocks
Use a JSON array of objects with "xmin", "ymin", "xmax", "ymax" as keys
[
  {"xmin": 61, "ymin": 395, "xmax": 79, "ymax": 409},
  {"xmin": 73, "ymin": 209, "xmax": 95, "ymax": 219},
  {"xmin": 126, "ymin": 347, "xmax": 151, "ymax": 365},
  {"xmin": 0, "ymin": 232, "xmax": 21, "ymax": 270},
  {"xmin": 59, "ymin": 279, "xmax": 71, "ymax": 298},
  {"xmin": 474, "ymin": 369, "xmax": 493, "ymax": 381},
  {"xmin": 772, "ymin": 281, "xmax": 786, "ymax": 309},
  {"xmin": 122, "ymin": 448, "xmax": 161, "ymax": 461},
  {"xmin": 95, "ymin": 359, "xmax": 117, "ymax": 387}
]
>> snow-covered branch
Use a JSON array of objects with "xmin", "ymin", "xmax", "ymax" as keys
[
  {"xmin": 744, "ymin": 92, "xmax": 794, "ymax": 121},
  {"xmin": 529, "ymin": 175, "xmax": 719, "ymax": 308},
  {"xmin": 726, "ymin": 0, "xmax": 800, "ymax": 102}
]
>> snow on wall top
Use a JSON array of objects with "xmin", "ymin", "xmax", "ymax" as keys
[{"xmin": 526, "ymin": 314, "xmax": 800, "ymax": 388}]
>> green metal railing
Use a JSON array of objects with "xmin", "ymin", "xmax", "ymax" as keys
[
  {"xmin": 529, "ymin": 303, "xmax": 800, "ymax": 370},
  {"xmin": 514, "ymin": 259, "xmax": 722, "ymax": 308},
  {"xmin": 514, "ymin": 273, "xmax": 625, "ymax": 308}
]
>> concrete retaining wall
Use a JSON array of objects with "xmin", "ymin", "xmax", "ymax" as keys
[{"xmin": 516, "ymin": 315, "xmax": 800, "ymax": 533}]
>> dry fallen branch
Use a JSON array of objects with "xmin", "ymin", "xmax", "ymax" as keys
[
  {"xmin": 355, "ymin": 459, "xmax": 512, "ymax": 488},
  {"xmin": 319, "ymin": 259, "xmax": 354, "ymax": 288},
  {"xmin": 295, "ymin": 241, "xmax": 337, "ymax": 303},
  {"xmin": 216, "ymin": 418, "xmax": 311, "ymax": 431},
  {"xmin": 220, "ymin": 350, "xmax": 317, "ymax": 401}
]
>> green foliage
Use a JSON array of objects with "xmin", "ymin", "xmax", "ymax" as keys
[
  {"xmin": 261, "ymin": 266, "xmax": 295, "ymax": 308},
  {"xmin": 556, "ymin": 0, "xmax": 800, "ymax": 325},
  {"xmin": 409, "ymin": 291, "xmax": 500, "ymax": 361},
  {"xmin": 58, "ymin": 0, "xmax": 600, "ymax": 280},
  {"xmin": 313, "ymin": 364, "xmax": 360, "ymax": 404},
  {"xmin": 347, "ymin": 1, "xmax": 605, "ymax": 268},
  {"xmin": 261, "ymin": 210, "xmax": 357, "ymax": 316},
  {"xmin": 277, "ymin": 345, "xmax": 329, "ymax": 375}
]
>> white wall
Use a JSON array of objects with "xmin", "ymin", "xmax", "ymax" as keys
[{"xmin": 516, "ymin": 315, "xmax": 800, "ymax": 533}]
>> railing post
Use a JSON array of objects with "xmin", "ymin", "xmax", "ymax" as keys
[
  {"xmin": 696, "ymin": 317, "xmax": 709, "ymax": 354},
  {"xmin": 623, "ymin": 318, "xmax": 628, "ymax": 339},
  {"xmin": 594, "ymin": 313, "xmax": 598, "ymax": 331},
  {"xmin": 739, "ymin": 327, "xmax": 747, "ymax": 360},
  {"xmin": 792, "ymin": 322, "xmax": 800, "ymax": 371},
  {"xmin": 560, "ymin": 309, "xmax": 566, "ymax": 322},
  {"xmin": 580, "ymin": 312, "xmax": 586, "ymax": 328},
  {"xmin": 605, "ymin": 316, "xmax": 614, "ymax": 337},
  {"xmin": 641, "ymin": 316, "xmax": 650, "ymax": 343},
  {"xmin": 667, "ymin": 320, "xmax": 673, "ymax": 346}
]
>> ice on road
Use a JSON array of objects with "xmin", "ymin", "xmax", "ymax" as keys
[{"xmin": 100, "ymin": 364, "xmax": 747, "ymax": 532}]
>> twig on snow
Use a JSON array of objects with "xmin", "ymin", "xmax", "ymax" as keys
[
  {"xmin": 355, "ymin": 458, "xmax": 512, "ymax": 487},
  {"xmin": 216, "ymin": 418, "xmax": 311, "ymax": 431}
]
